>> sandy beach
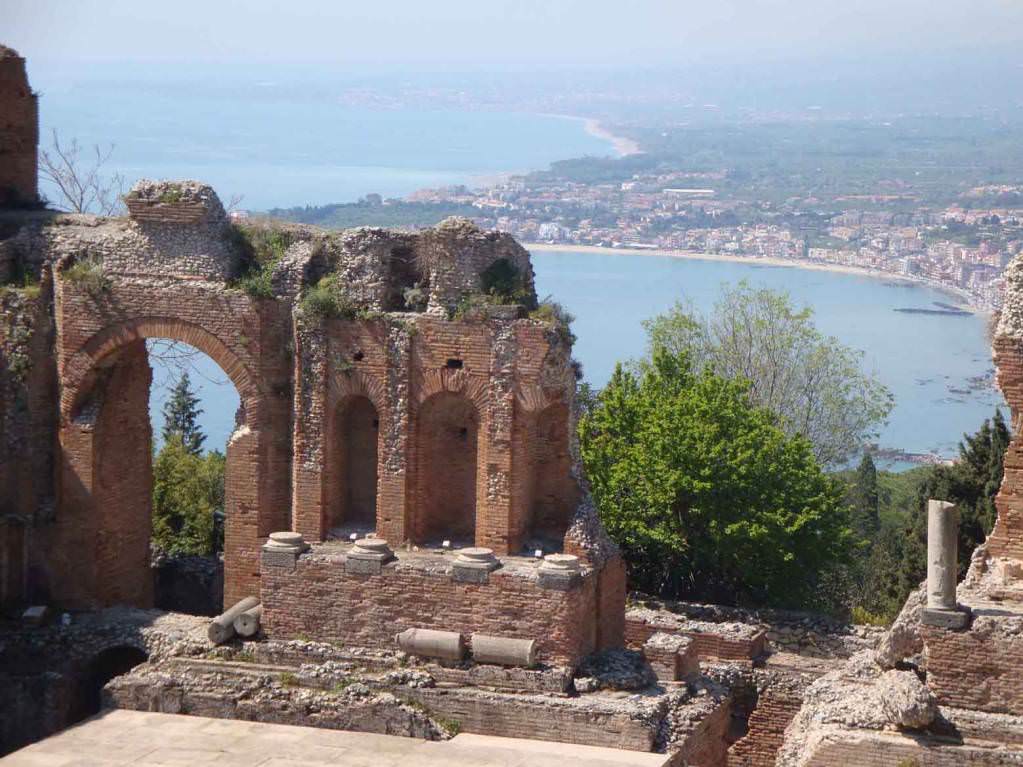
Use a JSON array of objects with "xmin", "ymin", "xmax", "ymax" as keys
[
  {"xmin": 526, "ymin": 242, "xmax": 987, "ymax": 314},
  {"xmin": 580, "ymin": 118, "xmax": 643, "ymax": 157}
]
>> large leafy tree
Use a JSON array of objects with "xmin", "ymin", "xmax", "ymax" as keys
[
  {"xmin": 641, "ymin": 282, "xmax": 893, "ymax": 467},
  {"xmin": 579, "ymin": 349, "xmax": 854, "ymax": 609},
  {"xmin": 152, "ymin": 436, "xmax": 225, "ymax": 555},
  {"xmin": 162, "ymin": 372, "xmax": 205, "ymax": 455}
]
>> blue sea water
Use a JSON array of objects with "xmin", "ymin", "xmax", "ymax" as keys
[
  {"xmin": 32, "ymin": 68, "xmax": 612, "ymax": 210},
  {"xmin": 32, "ymin": 66, "xmax": 1003, "ymax": 464}
]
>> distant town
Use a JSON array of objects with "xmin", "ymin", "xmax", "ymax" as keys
[
  {"xmin": 271, "ymin": 115, "xmax": 1023, "ymax": 312},
  {"xmin": 402, "ymin": 176, "xmax": 1017, "ymax": 311}
]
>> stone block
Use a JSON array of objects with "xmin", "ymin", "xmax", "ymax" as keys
[
  {"xmin": 21, "ymin": 605, "xmax": 49, "ymax": 625},
  {"xmin": 920, "ymin": 607, "xmax": 970, "ymax": 629},
  {"xmin": 644, "ymin": 632, "xmax": 698, "ymax": 682},
  {"xmin": 537, "ymin": 553, "xmax": 582, "ymax": 591},
  {"xmin": 452, "ymin": 547, "xmax": 501, "ymax": 583},
  {"xmin": 345, "ymin": 538, "xmax": 395, "ymax": 575}
]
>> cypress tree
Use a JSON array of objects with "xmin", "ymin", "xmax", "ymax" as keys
[
  {"xmin": 849, "ymin": 452, "xmax": 881, "ymax": 541},
  {"xmin": 162, "ymin": 372, "xmax": 205, "ymax": 456}
]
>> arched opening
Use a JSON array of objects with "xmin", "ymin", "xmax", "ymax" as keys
[
  {"xmin": 64, "ymin": 333, "xmax": 244, "ymax": 612},
  {"xmin": 527, "ymin": 402, "xmax": 579, "ymax": 544},
  {"xmin": 414, "ymin": 392, "xmax": 480, "ymax": 544},
  {"xmin": 70, "ymin": 646, "xmax": 148, "ymax": 724},
  {"xmin": 327, "ymin": 395, "xmax": 379, "ymax": 534}
]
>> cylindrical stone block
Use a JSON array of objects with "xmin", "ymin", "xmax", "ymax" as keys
[
  {"xmin": 208, "ymin": 596, "xmax": 260, "ymax": 645},
  {"xmin": 470, "ymin": 633, "xmax": 537, "ymax": 667},
  {"xmin": 927, "ymin": 499, "xmax": 959, "ymax": 610},
  {"xmin": 233, "ymin": 604, "xmax": 263, "ymax": 638},
  {"xmin": 395, "ymin": 628, "xmax": 466, "ymax": 661}
]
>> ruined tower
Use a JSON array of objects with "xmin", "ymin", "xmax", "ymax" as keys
[{"xmin": 0, "ymin": 45, "xmax": 38, "ymax": 207}]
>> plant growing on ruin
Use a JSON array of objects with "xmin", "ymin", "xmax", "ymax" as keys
[
  {"xmin": 480, "ymin": 257, "xmax": 532, "ymax": 306},
  {"xmin": 402, "ymin": 282, "xmax": 428, "ymax": 311},
  {"xmin": 529, "ymin": 299, "xmax": 576, "ymax": 346},
  {"xmin": 230, "ymin": 223, "xmax": 293, "ymax": 298},
  {"xmin": 63, "ymin": 255, "xmax": 111, "ymax": 294},
  {"xmin": 641, "ymin": 282, "xmax": 893, "ymax": 467},
  {"xmin": 299, "ymin": 274, "xmax": 361, "ymax": 320},
  {"xmin": 279, "ymin": 672, "xmax": 298, "ymax": 688},
  {"xmin": 579, "ymin": 348, "xmax": 853, "ymax": 609}
]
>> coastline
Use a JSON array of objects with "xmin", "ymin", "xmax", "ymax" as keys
[
  {"xmin": 580, "ymin": 118, "xmax": 642, "ymax": 157},
  {"xmin": 538, "ymin": 113, "xmax": 642, "ymax": 158},
  {"xmin": 525, "ymin": 242, "xmax": 988, "ymax": 314}
]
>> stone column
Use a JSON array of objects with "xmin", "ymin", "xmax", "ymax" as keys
[{"xmin": 921, "ymin": 499, "xmax": 969, "ymax": 628}]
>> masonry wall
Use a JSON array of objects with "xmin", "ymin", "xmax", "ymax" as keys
[
  {"xmin": 923, "ymin": 621, "xmax": 1023, "ymax": 716},
  {"xmin": 261, "ymin": 552, "xmax": 603, "ymax": 667},
  {"xmin": 0, "ymin": 48, "xmax": 38, "ymax": 207}
]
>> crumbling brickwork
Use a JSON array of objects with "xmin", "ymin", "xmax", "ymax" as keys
[
  {"xmin": 0, "ymin": 46, "xmax": 37, "ymax": 207},
  {"xmin": 0, "ymin": 169, "xmax": 624, "ymax": 663}
]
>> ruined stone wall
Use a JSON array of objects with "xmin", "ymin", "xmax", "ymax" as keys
[
  {"xmin": 0, "ymin": 46, "xmax": 38, "ymax": 207},
  {"xmin": 261, "ymin": 548, "xmax": 601, "ymax": 667}
]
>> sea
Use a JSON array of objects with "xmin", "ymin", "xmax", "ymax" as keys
[{"xmin": 30, "ymin": 66, "xmax": 1005, "ymax": 466}]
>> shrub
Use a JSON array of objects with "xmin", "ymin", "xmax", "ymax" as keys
[
  {"xmin": 230, "ymin": 223, "xmax": 293, "ymax": 298},
  {"xmin": 480, "ymin": 257, "xmax": 531, "ymax": 306},
  {"xmin": 63, "ymin": 256, "xmax": 111, "ymax": 294},
  {"xmin": 299, "ymin": 274, "xmax": 360, "ymax": 320},
  {"xmin": 529, "ymin": 299, "xmax": 576, "ymax": 345}
]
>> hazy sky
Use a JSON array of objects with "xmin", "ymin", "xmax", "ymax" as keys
[{"xmin": 6, "ymin": 0, "xmax": 1023, "ymax": 69}]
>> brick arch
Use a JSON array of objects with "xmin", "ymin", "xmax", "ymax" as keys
[
  {"xmin": 328, "ymin": 369, "xmax": 387, "ymax": 415},
  {"xmin": 411, "ymin": 389, "xmax": 483, "ymax": 544},
  {"xmin": 414, "ymin": 367, "xmax": 488, "ymax": 413},
  {"xmin": 514, "ymin": 381, "xmax": 568, "ymax": 413},
  {"xmin": 63, "ymin": 317, "xmax": 264, "ymax": 426}
]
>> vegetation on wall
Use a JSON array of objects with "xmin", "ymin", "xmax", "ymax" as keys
[
  {"xmin": 63, "ymin": 255, "xmax": 111, "ymax": 294},
  {"xmin": 298, "ymin": 273, "xmax": 363, "ymax": 320},
  {"xmin": 230, "ymin": 222, "xmax": 294, "ymax": 298}
]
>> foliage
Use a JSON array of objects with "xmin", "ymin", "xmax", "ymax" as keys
[
  {"xmin": 529, "ymin": 299, "xmax": 576, "ymax": 346},
  {"xmin": 480, "ymin": 258, "xmax": 533, "ymax": 307},
  {"xmin": 641, "ymin": 282, "xmax": 893, "ymax": 467},
  {"xmin": 579, "ymin": 349, "xmax": 853, "ymax": 609},
  {"xmin": 268, "ymin": 198, "xmax": 480, "ymax": 229},
  {"xmin": 299, "ymin": 273, "xmax": 361, "ymax": 319},
  {"xmin": 63, "ymin": 256, "xmax": 111, "ymax": 294},
  {"xmin": 152, "ymin": 435, "xmax": 225, "ymax": 556},
  {"xmin": 402, "ymin": 282, "xmax": 428, "ymax": 311},
  {"xmin": 848, "ymin": 452, "xmax": 881, "ymax": 540},
  {"xmin": 230, "ymin": 223, "xmax": 293, "ymax": 298},
  {"xmin": 841, "ymin": 411, "xmax": 1010, "ymax": 621},
  {"xmin": 162, "ymin": 372, "xmax": 206, "ymax": 455}
]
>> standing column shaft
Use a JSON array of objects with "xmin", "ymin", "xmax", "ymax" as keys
[{"xmin": 927, "ymin": 499, "xmax": 958, "ymax": 610}]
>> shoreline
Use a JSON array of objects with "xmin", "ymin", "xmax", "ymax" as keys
[
  {"xmin": 525, "ymin": 243, "xmax": 988, "ymax": 314},
  {"xmin": 538, "ymin": 113, "xmax": 643, "ymax": 158}
]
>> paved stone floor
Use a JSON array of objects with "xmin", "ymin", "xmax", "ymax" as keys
[{"xmin": 2, "ymin": 710, "xmax": 670, "ymax": 766}]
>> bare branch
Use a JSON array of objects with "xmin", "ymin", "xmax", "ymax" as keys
[{"xmin": 38, "ymin": 129, "xmax": 126, "ymax": 216}]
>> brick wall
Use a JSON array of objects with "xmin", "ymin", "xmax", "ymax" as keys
[
  {"xmin": 991, "ymin": 335, "xmax": 1023, "ymax": 561},
  {"xmin": 923, "ymin": 621, "xmax": 1023, "ymax": 716},
  {"xmin": 262, "ymin": 549, "xmax": 613, "ymax": 667},
  {"xmin": 625, "ymin": 613, "xmax": 767, "ymax": 664},
  {"xmin": 0, "ymin": 47, "xmax": 38, "ymax": 206},
  {"xmin": 727, "ymin": 685, "xmax": 805, "ymax": 766}
]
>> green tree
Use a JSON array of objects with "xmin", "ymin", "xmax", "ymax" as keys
[
  {"xmin": 641, "ymin": 282, "xmax": 893, "ymax": 467},
  {"xmin": 858, "ymin": 410, "xmax": 1010, "ymax": 620},
  {"xmin": 162, "ymin": 372, "xmax": 205, "ymax": 455},
  {"xmin": 152, "ymin": 435, "xmax": 225, "ymax": 555},
  {"xmin": 849, "ymin": 452, "xmax": 881, "ymax": 540},
  {"xmin": 579, "ymin": 349, "xmax": 854, "ymax": 609}
]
